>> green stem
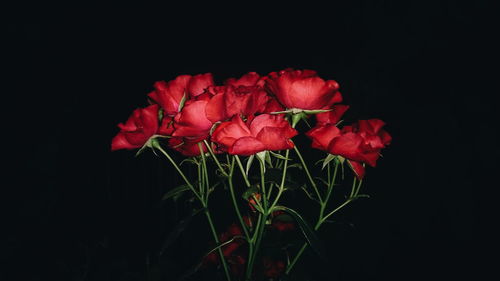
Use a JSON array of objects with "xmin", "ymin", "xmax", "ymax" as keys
[
  {"xmin": 198, "ymin": 143, "xmax": 210, "ymax": 202},
  {"xmin": 156, "ymin": 145, "xmax": 202, "ymax": 201},
  {"xmin": 286, "ymin": 161, "xmax": 345, "ymax": 275},
  {"xmin": 203, "ymin": 140, "xmax": 228, "ymax": 177},
  {"xmin": 228, "ymin": 157, "xmax": 250, "ymax": 239},
  {"xmin": 204, "ymin": 209, "xmax": 232, "ymax": 281},
  {"xmin": 269, "ymin": 149, "xmax": 290, "ymax": 212},
  {"xmin": 293, "ymin": 145, "xmax": 322, "ymax": 203},
  {"xmin": 324, "ymin": 162, "xmax": 339, "ymax": 205},
  {"xmin": 246, "ymin": 160, "xmax": 269, "ymax": 280},
  {"xmin": 234, "ymin": 155, "xmax": 251, "ymax": 188}
]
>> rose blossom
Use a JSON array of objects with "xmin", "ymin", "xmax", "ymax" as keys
[
  {"xmin": 111, "ymin": 104, "xmax": 159, "ymax": 151},
  {"xmin": 306, "ymin": 119, "xmax": 391, "ymax": 178},
  {"xmin": 211, "ymin": 114, "xmax": 298, "ymax": 156},
  {"xmin": 147, "ymin": 73, "xmax": 214, "ymax": 116},
  {"xmin": 264, "ymin": 68, "xmax": 342, "ymax": 110}
]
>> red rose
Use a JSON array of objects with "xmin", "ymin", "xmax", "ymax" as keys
[
  {"xmin": 111, "ymin": 104, "xmax": 159, "ymax": 151},
  {"xmin": 147, "ymin": 75, "xmax": 191, "ymax": 116},
  {"xmin": 212, "ymin": 114, "xmax": 298, "ymax": 156},
  {"xmin": 264, "ymin": 68, "xmax": 342, "ymax": 110},
  {"xmin": 306, "ymin": 119, "xmax": 391, "ymax": 178},
  {"xmin": 147, "ymin": 73, "xmax": 214, "ymax": 116}
]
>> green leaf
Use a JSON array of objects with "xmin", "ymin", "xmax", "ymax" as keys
[
  {"xmin": 160, "ymin": 208, "xmax": 205, "ymax": 256},
  {"xmin": 287, "ymin": 163, "xmax": 303, "ymax": 170},
  {"xmin": 271, "ymin": 206, "xmax": 327, "ymax": 261},
  {"xmin": 162, "ymin": 184, "xmax": 191, "ymax": 201},
  {"xmin": 269, "ymin": 150, "xmax": 292, "ymax": 160}
]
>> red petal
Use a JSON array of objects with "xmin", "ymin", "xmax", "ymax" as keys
[
  {"xmin": 256, "ymin": 126, "xmax": 295, "ymax": 151},
  {"xmin": 327, "ymin": 132, "xmax": 365, "ymax": 162},
  {"xmin": 205, "ymin": 93, "xmax": 228, "ymax": 123},
  {"xmin": 229, "ymin": 136, "xmax": 266, "ymax": 156},
  {"xmin": 111, "ymin": 133, "xmax": 136, "ymax": 151},
  {"xmin": 315, "ymin": 104, "xmax": 349, "ymax": 125},
  {"xmin": 187, "ymin": 73, "xmax": 214, "ymax": 97},
  {"xmin": 225, "ymin": 72, "xmax": 261, "ymax": 87},
  {"xmin": 305, "ymin": 125, "xmax": 341, "ymax": 151},
  {"xmin": 172, "ymin": 101, "xmax": 212, "ymax": 138}
]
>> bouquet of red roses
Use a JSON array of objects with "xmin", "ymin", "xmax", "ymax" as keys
[{"xmin": 111, "ymin": 69, "xmax": 391, "ymax": 281}]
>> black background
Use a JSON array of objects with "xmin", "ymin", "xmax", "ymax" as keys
[{"xmin": 3, "ymin": 1, "xmax": 497, "ymax": 280}]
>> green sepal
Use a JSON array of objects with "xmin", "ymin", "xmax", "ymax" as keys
[
  {"xmin": 245, "ymin": 154, "xmax": 255, "ymax": 176},
  {"xmin": 322, "ymin": 154, "xmax": 337, "ymax": 170},
  {"xmin": 178, "ymin": 91, "xmax": 188, "ymax": 112},
  {"xmin": 256, "ymin": 151, "xmax": 267, "ymax": 173}
]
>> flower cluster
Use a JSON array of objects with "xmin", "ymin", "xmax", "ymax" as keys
[
  {"xmin": 111, "ymin": 68, "xmax": 392, "ymax": 281},
  {"xmin": 111, "ymin": 68, "xmax": 390, "ymax": 178}
]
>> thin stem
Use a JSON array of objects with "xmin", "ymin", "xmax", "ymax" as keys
[
  {"xmin": 234, "ymin": 155, "xmax": 251, "ymax": 188},
  {"xmin": 320, "ymin": 199, "xmax": 353, "ymax": 225},
  {"xmin": 349, "ymin": 177, "xmax": 357, "ymax": 198},
  {"xmin": 246, "ymin": 160, "xmax": 269, "ymax": 280},
  {"xmin": 228, "ymin": 157, "xmax": 250, "ymax": 239},
  {"xmin": 293, "ymin": 145, "xmax": 322, "ymax": 203},
  {"xmin": 324, "ymin": 162, "xmax": 339, "ymax": 204},
  {"xmin": 203, "ymin": 140, "xmax": 228, "ymax": 177},
  {"xmin": 269, "ymin": 149, "xmax": 290, "ymax": 212},
  {"xmin": 198, "ymin": 143, "xmax": 211, "ymax": 202},
  {"xmin": 156, "ymin": 145, "xmax": 201, "ymax": 201},
  {"xmin": 259, "ymin": 159, "xmax": 268, "ymax": 211},
  {"xmin": 285, "ymin": 243, "xmax": 307, "ymax": 275},
  {"xmin": 204, "ymin": 209, "xmax": 232, "ymax": 281}
]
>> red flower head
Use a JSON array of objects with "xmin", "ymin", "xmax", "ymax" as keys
[
  {"xmin": 147, "ymin": 75, "xmax": 191, "ymax": 116},
  {"xmin": 306, "ymin": 119, "xmax": 391, "ymax": 178},
  {"xmin": 148, "ymin": 73, "xmax": 214, "ymax": 116},
  {"xmin": 264, "ymin": 68, "xmax": 342, "ymax": 110},
  {"xmin": 111, "ymin": 104, "xmax": 159, "ymax": 151},
  {"xmin": 212, "ymin": 114, "xmax": 298, "ymax": 156}
]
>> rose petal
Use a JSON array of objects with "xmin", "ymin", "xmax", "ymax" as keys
[{"xmin": 229, "ymin": 136, "xmax": 266, "ymax": 155}]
